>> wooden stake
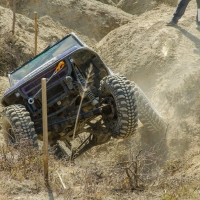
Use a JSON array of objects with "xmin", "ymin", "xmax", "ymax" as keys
[
  {"xmin": 34, "ymin": 11, "xmax": 38, "ymax": 56},
  {"xmin": 12, "ymin": 0, "xmax": 16, "ymax": 35},
  {"xmin": 42, "ymin": 78, "xmax": 48, "ymax": 182}
]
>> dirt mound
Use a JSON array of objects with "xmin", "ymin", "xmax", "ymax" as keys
[
  {"xmin": 117, "ymin": 0, "xmax": 158, "ymax": 15},
  {"xmin": 96, "ymin": 0, "xmax": 178, "ymax": 15},
  {"xmin": 96, "ymin": 0, "xmax": 161, "ymax": 15},
  {"xmin": 0, "ymin": 5, "xmax": 74, "ymax": 73},
  {"xmin": 0, "ymin": 0, "xmax": 200, "ymax": 199},
  {"xmin": 0, "ymin": 0, "xmax": 134, "ymax": 42},
  {"xmin": 95, "ymin": 0, "xmax": 118, "ymax": 6},
  {"xmin": 96, "ymin": 1, "xmax": 200, "ymax": 161},
  {"xmin": 96, "ymin": 4, "xmax": 178, "ymax": 90}
]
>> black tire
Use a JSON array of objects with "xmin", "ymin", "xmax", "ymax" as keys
[
  {"xmin": 100, "ymin": 75, "xmax": 138, "ymax": 138},
  {"xmin": 131, "ymin": 82, "xmax": 167, "ymax": 133},
  {"xmin": 2, "ymin": 104, "xmax": 38, "ymax": 147}
]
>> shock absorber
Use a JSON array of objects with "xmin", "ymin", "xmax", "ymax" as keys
[{"xmin": 72, "ymin": 61, "xmax": 98, "ymax": 106}]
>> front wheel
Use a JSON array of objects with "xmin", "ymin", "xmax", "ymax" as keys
[
  {"xmin": 2, "ymin": 104, "xmax": 38, "ymax": 147},
  {"xmin": 100, "ymin": 75, "xmax": 138, "ymax": 139}
]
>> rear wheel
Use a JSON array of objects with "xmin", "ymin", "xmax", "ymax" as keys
[
  {"xmin": 100, "ymin": 75, "xmax": 138, "ymax": 138},
  {"xmin": 131, "ymin": 82, "xmax": 167, "ymax": 133},
  {"xmin": 2, "ymin": 104, "xmax": 38, "ymax": 147}
]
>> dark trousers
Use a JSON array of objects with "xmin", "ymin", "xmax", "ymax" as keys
[{"xmin": 172, "ymin": 0, "xmax": 200, "ymax": 24}]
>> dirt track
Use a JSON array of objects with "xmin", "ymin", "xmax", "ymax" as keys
[{"xmin": 0, "ymin": 0, "xmax": 200, "ymax": 199}]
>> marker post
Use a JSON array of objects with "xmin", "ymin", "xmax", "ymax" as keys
[
  {"xmin": 34, "ymin": 11, "xmax": 38, "ymax": 56},
  {"xmin": 42, "ymin": 78, "xmax": 48, "ymax": 182}
]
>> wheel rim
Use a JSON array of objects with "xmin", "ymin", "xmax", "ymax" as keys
[{"xmin": 102, "ymin": 96, "xmax": 118, "ymax": 130}]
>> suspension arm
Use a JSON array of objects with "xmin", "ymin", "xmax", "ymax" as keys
[{"xmin": 35, "ymin": 104, "xmax": 111, "ymax": 132}]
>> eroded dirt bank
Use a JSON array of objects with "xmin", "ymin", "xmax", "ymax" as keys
[{"xmin": 0, "ymin": 0, "xmax": 200, "ymax": 199}]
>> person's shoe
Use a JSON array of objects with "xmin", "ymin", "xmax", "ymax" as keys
[
  {"xmin": 166, "ymin": 20, "xmax": 177, "ymax": 26},
  {"xmin": 196, "ymin": 23, "xmax": 200, "ymax": 30}
]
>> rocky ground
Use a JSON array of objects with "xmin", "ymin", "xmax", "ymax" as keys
[{"xmin": 0, "ymin": 0, "xmax": 200, "ymax": 199}]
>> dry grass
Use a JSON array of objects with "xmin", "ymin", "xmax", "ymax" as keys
[
  {"xmin": 152, "ymin": 148, "xmax": 200, "ymax": 200},
  {"xmin": 0, "ymin": 32, "xmax": 33, "ymax": 75},
  {"xmin": 0, "ymin": 118, "xmax": 198, "ymax": 199},
  {"xmin": 0, "ymin": 135, "xmax": 168, "ymax": 199},
  {"xmin": 0, "ymin": 141, "xmax": 69, "ymax": 196}
]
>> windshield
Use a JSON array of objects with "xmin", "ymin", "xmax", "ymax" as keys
[{"xmin": 9, "ymin": 35, "xmax": 82, "ymax": 86}]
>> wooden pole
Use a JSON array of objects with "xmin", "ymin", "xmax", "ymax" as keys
[
  {"xmin": 42, "ymin": 78, "xmax": 48, "ymax": 182},
  {"xmin": 34, "ymin": 11, "xmax": 38, "ymax": 56},
  {"xmin": 12, "ymin": 0, "xmax": 16, "ymax": 35}
]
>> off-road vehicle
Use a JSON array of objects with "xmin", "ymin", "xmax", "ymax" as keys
[{"xmin": 1, "ymin": 33, "xmax": 166, "ymax": 158}]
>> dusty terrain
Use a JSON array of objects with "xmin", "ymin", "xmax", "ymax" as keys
[{"xmin": 0, "ymin": 0, "xmax": 200, "ymax": 199}]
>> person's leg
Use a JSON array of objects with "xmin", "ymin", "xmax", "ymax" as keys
[
  {"xmin": 172, "ymin": 0, "xmax": 191, "ymax": 22},
  {"xmin": 196, "ymin": 0, "xmax": 200, "ymax": 26},
  {"xmin": 196, "ymin": 0, "xmax": 200, "ymax": 9},
  {"xmin": 167, "ymin": 0, "xmax": 191, "ymax": 26}
]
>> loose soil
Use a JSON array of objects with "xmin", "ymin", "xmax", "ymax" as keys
[{"xmin": 0, "ymin": 0, "xmax": 200, "ymax": 199}]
